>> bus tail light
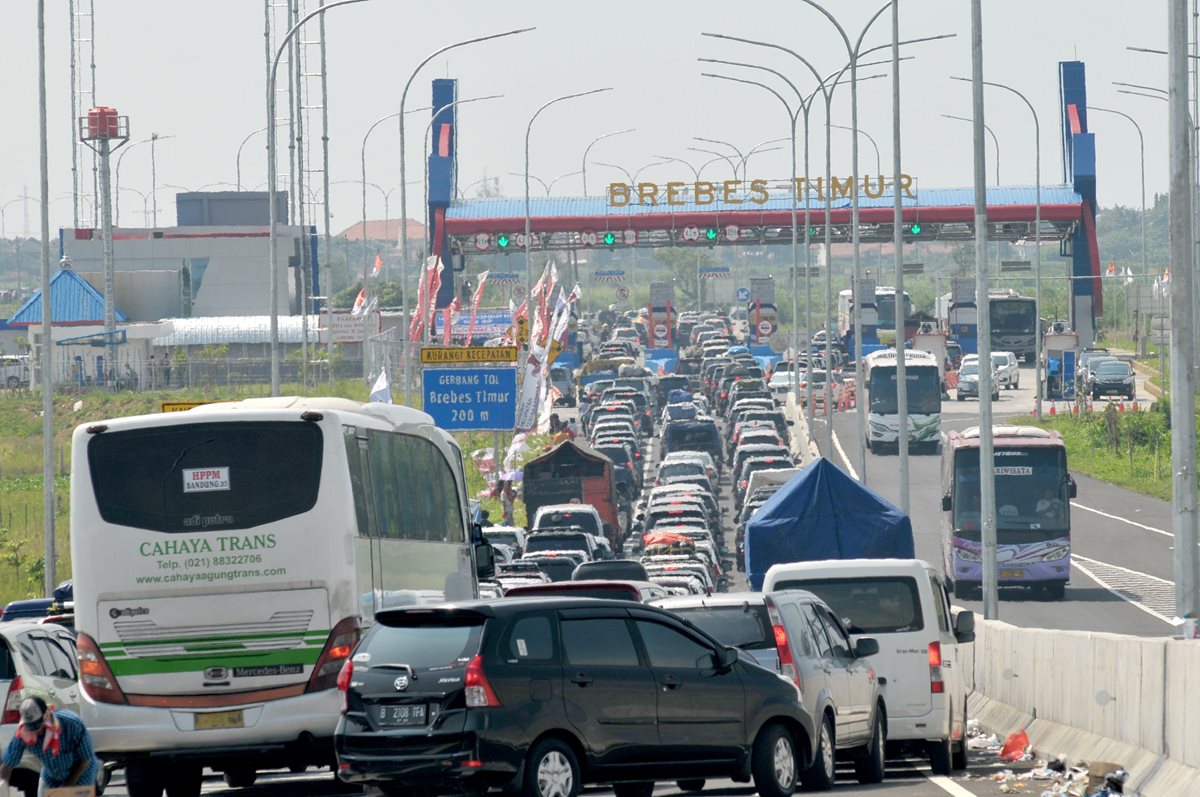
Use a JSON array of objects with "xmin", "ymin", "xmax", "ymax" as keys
[
  {"xmin": 307, "ymin": 617, "xmax": 361, "ymax": 693},
  {"xmin": 766, "ymin": 603, "xmax": 801, "ymax": 689},
  {"xmin": 76, "ymin": 633, "xmax": 127, "ymax": 705},
  {"xmin": 929, "ymin": 641, "xmax": 945, "ymax": 694},
  {"xmin": 2, "ymin": 676, "xmax": 24, "ymax": 723}
]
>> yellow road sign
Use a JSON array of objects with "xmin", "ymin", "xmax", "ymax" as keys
[
  {"xmin": 420, "ymin": 346, "xmax": 519, "ymax": 365},
  {"xmin": 515, "ymin": 317, "xmax": 530, "ymax": 346}
]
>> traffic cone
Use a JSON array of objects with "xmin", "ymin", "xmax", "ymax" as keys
[
  {"xmin": 1118, "ymin": 401, "xmax": 1125, "ymax": 412},
  {"xmin": 1049, "ymin": 402, "xmax": 1057, "ymax": 416},
  {"xmin": 1071, "ymin": 402, "xmax": 1079, "ymax": 415}
]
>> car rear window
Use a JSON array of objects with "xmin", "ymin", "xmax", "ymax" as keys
[
  {"xmin": 365, "ymin": 615, "xmax": 484, "ymax": 670},
  {"xmin": 88, "ymin": 421, "xmax": 322, "ymax": 533},
  {"xmin": 667, "ymin": 425, "xmax": 718, "ymax": 447},
  {"xmin": 508, "ymin": 583, "xmax": 640, "ymax": 601},
  {"xmin": 669, "ymin": 603, "xmax": 774, "ymax": 650},
  {"xmin": 772, "ymin": 576, "xmax": 924, "ymax": 634}
]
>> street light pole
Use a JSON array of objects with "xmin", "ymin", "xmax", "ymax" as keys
[
  {"xmin": 1168, "ymin": 0, "xmax": 1199, "ymax": 620},
  {"xmin": 397, "ymin": 27, "xmax": 535, "ymax": 358},
  {"xmin": 114, "ymin": 134, "xmax": 174, "ymax": 227},
  {"xmin": 890, "ymin": 0, "xmax": 910, "ymax": 513},
  {"xmin": 953, "ymin": 76, "xmax": 1043, "ymax": 420},
  {"xmin": 36, "ymin": 0, "xmax": 55, "ymax": 596},
  {"xmin": 268, "ymin": 0, "xmax": 368, "ymax": 397},
  {"xmin": 581, "ymin": 129, "xmax": 634, "ymax": 197},
  {"xmin": 524, "ymin": 89, "xmax": 613, "ymax": 294},
  {"xmin": 1089, "ymin": 105, "xmax": 1147, "ymax": 351},
  {"xmin": 969, "ymin": 0, "xmax": 999, "ymax": 620}
]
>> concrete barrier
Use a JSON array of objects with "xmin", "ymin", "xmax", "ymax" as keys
[
  {"xmin": 784, "ymin": 393, "xmax": 821, "ymax": 465},
  {"xmin": 966, "ymin": 619, "xmax": 1200, "ymax": 795}
]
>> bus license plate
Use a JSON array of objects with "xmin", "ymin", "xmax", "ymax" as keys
[
  {"xmin": 1000, "ymin": 569, "xmax": 1025, "ymax": 579},
  {"xmin": 379, "ymin": 704, "xmax": 426, "ymax": 727},
  {"xmin": 194, "ymin": 710, "xmax": 244, "ymax": 730}
]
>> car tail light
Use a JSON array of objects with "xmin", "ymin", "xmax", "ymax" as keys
[
  {"xmin": 77, "ymin": 633, "xmax": 127, "ymax": 705},
  {"xmin": 767, "ymin": 604, "xmax": 801, "ymax": 688},
  {"xmin": 739, "ymin": 480, "xmax": 748, "ymax": 489},
  {"xmin": 464, "ymin": 655, "xmax": 501, "ymax": 707},
  {"xmin": 307, "ymin": 616, "xmax": 361, "ymax": 693},
  {"xmin": 929, "ymin": 642, "xmax": 945, "ymax": 694},
  {"xmin": 2, "ymin": 676, "xmax": 23, "ymax": 723},
  {"xmin": 336, "ymin": 660, "xmax": 353, "ymax": 713}
]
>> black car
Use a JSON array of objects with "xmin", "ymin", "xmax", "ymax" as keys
[
  {"xmin": 662, "ymin": 419, "xmax": 724, "ymax": 468},
  {"xmin": 336, "ymin": 598, "xmax": 813, "ymax": 797},
  {"xmin": 1089, "ymin": 361, "xmax": 1135, "ymax": 400}
]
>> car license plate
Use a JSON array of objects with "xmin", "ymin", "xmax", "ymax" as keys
[
  {"xmin": 378, "ymin": 703, "xmax": 427, "ymax": 727},
  {"xmin": 1000, "ymin": 569, "xmax": 1025, "ymax": 579},
  {"xmin": 194, "ymin": 710, "xmax": 244, "ymax": 730}
]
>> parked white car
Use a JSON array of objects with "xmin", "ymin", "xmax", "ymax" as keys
[
  {"xmin": 763, "ymin": 558, "xmax": 976, "ymax": 776},
  {"xmin": 961, "ymin": 352, "xmax": 1018, "ymax": 389}
]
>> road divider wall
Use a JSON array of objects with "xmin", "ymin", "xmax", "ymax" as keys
[
  {"xmin": 964, "ymin": 618, "xmax": 1200, "ymax": 796},
  {"xmin": 784, "ymin": 393, "xmax": 820, "ymax": 465}
]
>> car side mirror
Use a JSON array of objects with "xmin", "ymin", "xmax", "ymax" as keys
[
  {"xmin": 854, "ymin": 638, "xmax": 880, "ymax": 658},
  {"xmin": 713, "ymin": 647, "xmax": 739, "ymax": 672},
  {"xmin": 955, "ymin": 610, "xmax": 976, "ymax": 643},
  {"xmin": 1068, "ymin": 478, "xmax": 1077, "ymax": 499},
  {"xmin": 941, "ymin": 494, "xmax": 952, "ymax": 512},
  {"xmin": 471, "ymin": 522, "xmax": 485, "ymax": 544},
  {"xmin": 474, "ymin": 542, "xmax": 496, "ymax": 581}
]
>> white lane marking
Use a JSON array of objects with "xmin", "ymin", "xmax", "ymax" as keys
[
  {"xmin": 1071, "ymin": 554, "xmax": 1175, "ymax": 626},
  {"xmin": 1070, "ymin": 500, "xmax": 1171, "ymax": 538},
  {"xmin": 830, "ymin": 425, "xmax": 860, "ymax": 481},
  {"xmin": 923, "ymin": 773, "xmax": 980, "ymax": 797}
]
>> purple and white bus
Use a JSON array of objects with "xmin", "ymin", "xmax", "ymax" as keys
[{"xmin": 940, "ymin": 425, "xmax": 1076, "ymax": 600}]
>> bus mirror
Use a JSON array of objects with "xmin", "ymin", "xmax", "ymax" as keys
[
  {"xmin": 471, "ymin": 522, "xmax": 485, "ymax": 544},
  {"xmin": 1068, "ymin": 478, "xmax": 1077, "ymax": 499},
  {"xmin": 941, "ymin": 494, "xmax": 952, "ymax": 512},
  {"xmin": 474, "ymin": 542, "xmax": 496, "ymax": 581}
]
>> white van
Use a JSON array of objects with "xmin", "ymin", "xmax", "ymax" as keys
[{"xmin": 762, "ymin": 558, "xmax": 975, "ymax": 775}]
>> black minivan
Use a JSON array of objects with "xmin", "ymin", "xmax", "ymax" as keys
[{"xmin": 335, "ymin": 597, "xmax": 815, "ymax": 797}]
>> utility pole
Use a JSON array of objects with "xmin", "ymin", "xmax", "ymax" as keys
[
  {"xmin": 971, "ymin": 0, "xmax": 999, "ymax": 620},
  {"xmin": 892, "ymin": 0, "xmax": 909, "ymax": 513},
  {"xmin": 37, "ymin": 0, "xmax": 56, "ymax": 596},
  {"xmin": 1169, "ymin": 0, "xmax": 1199, "ymax": 619}
]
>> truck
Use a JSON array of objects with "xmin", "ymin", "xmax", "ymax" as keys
[{"xmin": 743, "ymin": 457, "xmax": 915, "ymax": 589}]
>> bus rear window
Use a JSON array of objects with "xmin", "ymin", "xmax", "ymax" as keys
[{"xmin": 87, "ymin": 421, "xmax": 323, "ymax": 533}]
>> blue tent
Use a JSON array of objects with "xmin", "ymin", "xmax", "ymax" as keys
[{"xmin": 744, "ymin": 457, "xmax": 914, "ymax": 590}]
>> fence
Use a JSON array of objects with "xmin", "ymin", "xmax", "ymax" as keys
[{"xmin": 38, "ymin": 354, "xmax": 366, "ymax": 394}]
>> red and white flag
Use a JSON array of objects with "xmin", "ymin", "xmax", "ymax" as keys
[
  {"xmin": 1106, "ymin": 261, "xmax": 1115, "ymax": 276},
  {"xmin": 425, "ymin": 258, "xmax": 445, "ymax": 336},
  {"xmin": 371, "ymin": 250, "xmax": 383, "ymax": 278},
  {"xmin": 351, "ymin": 288, "xmax": 367, "ymax": 317},
  {"xmin": 467, "ymin": 271, "xmax": 490, "ymax": 342},
  {"xmin": 408, "ymin": 257, "xmax": 436, "ymax": 341},
  {"xmin": 442, "ymin": 297, "xmax": 459, "ymax": 346},
  {"xmin": 1163, "ymin": 266, "xmax": 1171, "ymax": 283}
]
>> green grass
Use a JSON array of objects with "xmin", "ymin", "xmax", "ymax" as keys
[
  {"xmin": 0, "ymin": 383, "xmax": 542, "ymax": 604},
  {"xmin": 1031, "ymin": 404, "xmax": 1175, "ymax": 501}
]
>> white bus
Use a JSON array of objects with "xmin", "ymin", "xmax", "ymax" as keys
[
  {"xmin": 863, "ymin": 348, "xmax": 943, "ymax": 454},
  {"xmin": 70, "ymin": 397, "xmax": 493, "ymax": 797}
]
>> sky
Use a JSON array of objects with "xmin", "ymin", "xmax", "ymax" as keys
[{"xmin": 0, "ymin": 0, "xmax": 1174, "ymax": 237}]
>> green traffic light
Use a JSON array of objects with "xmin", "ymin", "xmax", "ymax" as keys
[
  {"xmin": 603, "ymin": 231, "xmax": 616, "ymax": 246},
  {"xmin": 705, "ymin": 228, "xmax": 718, "ymax": 241},
  {"xmin": 496, "ymin": 234, "xmax": 510, "ymax": 249},
  {"xmin": 909, "ymin": 223, "xmax": 922, "ymax": 235}
]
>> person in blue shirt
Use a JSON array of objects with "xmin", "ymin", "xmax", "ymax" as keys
[{"xmin": 0, "ymin": 697, "xmax": 98, "ymax": 795}]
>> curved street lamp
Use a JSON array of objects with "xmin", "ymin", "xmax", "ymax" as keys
[{"xmin": 581, "ymin": 129, "xmax": 635, "ymax": 197}]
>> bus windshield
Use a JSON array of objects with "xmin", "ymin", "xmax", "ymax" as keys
[
  {"xmin": 868, "ymin": 367, "xmax": 941, "ymax": 415},
  {"xmin": 876, "ymin": 293, "xmax": 911, "ymax": 328},
  {"xmin": 991, "ymin": 300, "xmax": 1037, "ymax": 334},
  {"xmin": 953, "ymin": 447, "xmax": 1069, "ymax": 539}
]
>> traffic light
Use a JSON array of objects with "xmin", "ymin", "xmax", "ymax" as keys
[
  {"xmin": 705, "ymin": 227, "xmax": 718, "ymax": 241},
  {"xmin": 908, "ymin": 222, "xmax": 922, "ymax": 235},
  {"xmin": 603, "ymin": 231, "xmax": 616, "ymax": 246},
  {"xmin": 496, "ymin": 233, "xmax": 510, "ymax": 249}
]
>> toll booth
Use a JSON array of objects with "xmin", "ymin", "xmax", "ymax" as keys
[{"xmin": 1043, "ymin": 330, "xmax": 1079, "ymax": 400}]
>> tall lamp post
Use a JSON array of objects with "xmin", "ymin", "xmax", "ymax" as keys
[
  {"xmin": 581, "ymin": 129, "xmax": 634, "ymax": 197},
  {"xmin": 396, "ymin": 28, "xmax": 535, "ymax": 349},
  {"xmin": 833, "ymin": 123, "xmax": 885, "ymax": 272},
  {"xmin": 1088, "ymin": 105, "xmax": 1148, "ymax": 352},
  {"xmin": 114, "ymin": 134, "xmax": 174, "ymax": 227},
  {"xmin": 524, "ymin": 89, "xmax": 613, "ymax": 292},
  {"xmin": 952, "ymin": 75, "xmax": 1043, "ymax": 420},
  {"xmin": 268, "ymin": 0, "xmax": 369, "ymax": 397}
]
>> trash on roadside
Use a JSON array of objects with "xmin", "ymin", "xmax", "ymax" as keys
[{"xmin": 1000, "ymin": 728, "xmax": 1032, "ymax": 762}]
